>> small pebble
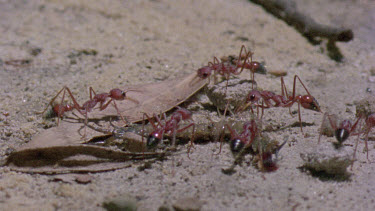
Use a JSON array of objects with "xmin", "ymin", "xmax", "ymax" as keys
[
  {"xmin": 300, "ymin": 142, "xmax": 353, "ymax": 175},
  {"xmin": 103, "ymin": 194, "xmax": 137, "ymax": 211},
  {"xmin": 172, "ymin": 197, "xmax": 204, "ymax": 211}
]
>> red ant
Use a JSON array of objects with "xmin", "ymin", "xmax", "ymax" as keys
[
  {"xmin": 241, "ymin": 75, "xmax": 321, "ymax": 132},
  {"xmin": 222, "ymin": 118, "xmax": 287, "ymax": 173},
  {"xmin": 318, "ymin": 112, "xmax": 373, "ymax": 167},
  {"xmin": 318, "ymin": 112, "xmax": 362, "ymax": 149},
  {"xmin": 142, "ymin": 107, "xmax": 195, "ymax": 153},
  {"xmin": 38, "ymin": 86, "xmax": 137, "ymax": 137},
  {"xmin": 226, "ymin": 119, "xmax": 260, "ymax": 154},
  {"xmin": 196, "ymin": 45, "xmax": 267, "ymax": 91}
]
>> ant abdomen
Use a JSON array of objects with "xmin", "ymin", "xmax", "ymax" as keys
[
  {"xmin": 147, "ymin": 133, "xmax": 161, "ymax": 149},
  {"xmin": 230, "ymin": 139, "xmax": 244, "ymax": 153},
  {"xmin": 334, "ymin": 128, "xmax": 350, "ymax": 145}
]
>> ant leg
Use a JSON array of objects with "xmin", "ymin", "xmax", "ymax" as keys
[
  {"xmin": 318, "ymin": 113, "xmax": 330, "ymax": 144},
  {"xmin": 293, "ymin": 75, "xmax": 312, "ymax": 96},
  {"xmin": 235, "ymin": 50, "xmax": 251, "ymax": 75},
  {"xmin": 216, "ymin": 127, "xmax": 225, "ymax": 156},
  {"xmin": 280, "ymin": 77, "xmax": 294, "ymax": 117},
  {"xmin": 56, "ymin": 87, "xmax": 67, "ymax": 125},
  {"xmin": 224, "ymin": 75, "xmax": 230, "ymax": 98},
  {"xmin": 215, "ymin": 103, "xmax": 230, "ymax": 155},
  {"xmin": 37, "ymin": 87, "xmax": 66, "ymax": 116},
  {"xmin": 170, "ymin": 122, "xmax": 178, "ymax": 150},
  {"xmin": 89, "ymin": 87, "xmax": 97, "ymax": 100},
  {"xmin": 112, "ymin": 101, "xmax": 129, "ymax": 125},
  {"xmin": 280, "ymin": 76, "xmax": 289, "ymax": 98},
  {"xmin": 259, "ymin": 101, "xmax": 265, "ymax": 120},
  {"xmin": 238, "ymin": 45, "xmax": 248, "ymax": 61},
  {"xmin": 352, "ymin": 127, "xmax": 366, "ymax": 165},
  {"xmin": 298, "ymin": 102, "xmax": 303, "ymax": 133},
  {"xmin": 247, "ymin": 52, "xmax": 255, "ymax": 89},
  {"xmin": 162, "ymin": 112, "xmax": 167, "ymax": 126},
  {"xmin": 143, "ymin": 113, "xmax": 158, "ymax": 129},
  {"xmin": 81, "ymin": 112, "xmax": 88, "ymax": 139},
  {"xmin": 293, "ymin": 75, "xmax": 322, "ymax": 112},
  {"xmin": 141, "ymin": 113, "xmax": 148, "ymax": 151},
  {"xmin": 179, "ymin": 123, "xmax": 195, "ymax": 156},
  {"xmin": 96, "ymin": 97, "xmax": 129, "ymax": 126},
  {"xmin": 351, "ymin": 133, "xmax": 361, "ymax": 170},
  {"xmin": 64, "ymin": 87, "xmax": 83, "ymax": 109},
  {"xmin": 365, "ymin": 127, "xmax": 371, "ymax": 160},
  {"xmin": 349, "ymin": 115, "xmax": 363, "ymax": 134},
  {"xmin": 213, "ymin": 56, "xmax": 221, "ymax": 65},
  {"xmin": 318, "ymin": 113, "xmax": 339, "ymax": 143}
]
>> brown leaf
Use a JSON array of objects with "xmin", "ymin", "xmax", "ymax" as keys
[
  {"xmin": 5, "ymin": 72, "xmax": 206, "ymax": 174},
  {"xmin": 88, "ymin": 71, "xmax": 208, "ymax": 123}
]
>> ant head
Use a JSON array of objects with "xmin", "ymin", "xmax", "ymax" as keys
[
  {"xmin": 109, "ymin": 89, "xmax": 126, "ymax": 100},
  {"xmin": 147, "ymin": 131, "xmax": 162, "ymax": 149},
  {"xmin": 52, "ymin": 104, "xmax": 64, "ymax": 117},
  {"xmin": 52, "ymin": 104, "xmax": 73, "ymax": 117},
  {"xmin": 197, "ymin": 66, "xmax": 212, "ymax": 79},
  {"xmin": 230, "ymin": 139, "xmax": 244, "ymax": 154},
  {"xmin": 261, "ymin": 152, "xmax": 278, "ymax": 172},
  {"xmin": 335, "ymin": 128, "xmax": 350, "ymax": 144},
  {"xmin": 246, "ymin": 90, "xmax": 261, "ymax": 103},
  {"xmin": 301, "ymin": 96, "xmax": 321, "ymax": 112}
]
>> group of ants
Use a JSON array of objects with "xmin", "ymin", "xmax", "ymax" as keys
[{"xmin": 38, "ymin": 45, "xmax": 374, "ymax": 173}]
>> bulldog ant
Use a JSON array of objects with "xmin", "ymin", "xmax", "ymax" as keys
[
  {"xmin": 318, "ymin": 112, "xmax": 362, "ymax": 149},
  {"xmin": 226, "ymin": 119, "xmax": 261, "ymax": 154},
  {"xmin": 240, "ymin": 75, "xmax": 321, "ymax": 132},
  {"xmin": 318, "ymin": 112, "xmax": 373, "ymax": 166},
  {"xmin": 231, "ymin": 45, "xmax": 267, "ymax": 87},
  {"xmin": 222, "ymin": 119, "xmax": 287, "ymax": 174},
  {"xmin": 38, "ymin": 86, "xmax": 137, "ymax": 138},
  {"xmin": 142, "ymin": 107, "xmax": 195, "ymax": 154},
  {"xmin": 195, "ymin": 45, "xmax": 266, "ymax": 94}
]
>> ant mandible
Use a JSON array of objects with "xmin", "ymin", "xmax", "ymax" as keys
[
  {"xmin": 38, "ymin": 86, "xmax": 137, "ymax": 137},
  {"xmin": 142, "ymin": 107, "xmax": 195, "ymax": 154},
  {"xmin": 241, "ymin": 75, "xmax": 321, "ymax": 132}
]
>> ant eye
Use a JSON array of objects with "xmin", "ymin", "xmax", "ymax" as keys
[
  {"xmin": 250, "ymin": 94, "xmax": 256, "ymax": 100},
  {"xmin": 122, "ymin": 91, "xmax": 126, "ymax": 97}
]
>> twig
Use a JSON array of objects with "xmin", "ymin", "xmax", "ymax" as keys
[{"xmin": 249, "ymin": 0, "xmax": 353, "ymax": 42}]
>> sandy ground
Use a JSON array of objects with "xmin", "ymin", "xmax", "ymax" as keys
[{"xmin": 1, "ymin": 0, "xmax": 375, "ymax": 210}]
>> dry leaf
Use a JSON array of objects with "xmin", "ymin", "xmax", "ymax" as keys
[{"xmin": 4, "ymin": 72, "xmax": 207, "ymax": 174}]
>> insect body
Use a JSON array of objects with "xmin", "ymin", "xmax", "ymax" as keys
[
  {"xmin": 241, "ymin": 75, "xmax": 321, "ymax": 132},
  {"xmin": 196, "ymin": 45, "xmax": 267, "ymax": 93},
  {"xmin": 39, "ymin": 86, "xmax": 137, "ymax": 137},
  {"xmin": 143, "ymin": 107, "xmax": 195, "ymax": 152}
]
